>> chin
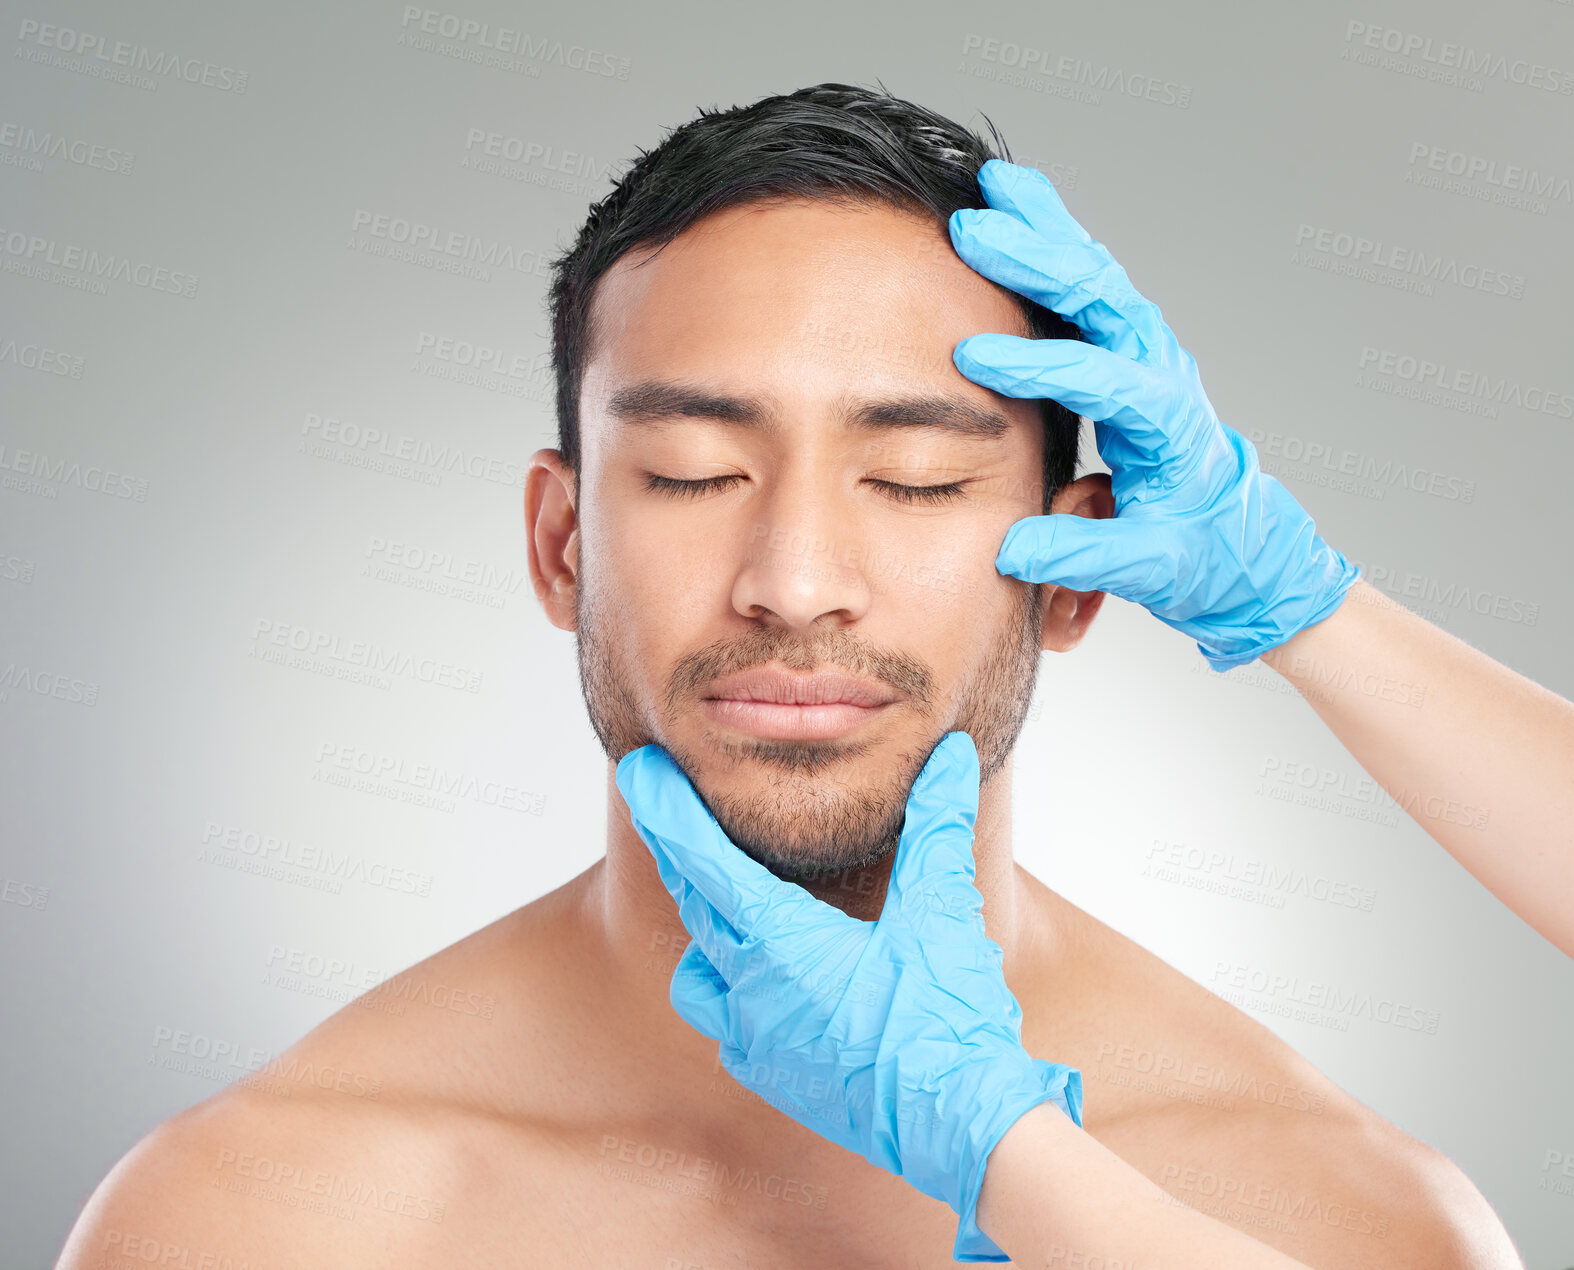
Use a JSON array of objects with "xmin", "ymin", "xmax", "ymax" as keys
[{"xmin": 729, "ymin": 823, "xmax": 903, "ymax": 883}]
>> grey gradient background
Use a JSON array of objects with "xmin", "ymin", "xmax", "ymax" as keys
[{"xmin": 2, "ymin": 0, "xmax": 1572, "ymax": 1265}]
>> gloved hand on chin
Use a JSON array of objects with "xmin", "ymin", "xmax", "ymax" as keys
[{"xmin": 616, "ymin": 730, "xmax": 1082, "ymax": 1262}]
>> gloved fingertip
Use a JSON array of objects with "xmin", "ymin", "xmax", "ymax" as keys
[
  {"xmin": 930, "ymin": 728, "xmax": 977, "ymax": 772},
  {"xmin": 953, "ymin": 332, "xmax": 1017, "ymax": 376},
  {"xmin": 614, "ymin": 742, "xmax": 664, "ymax": 793},
  {"xmin": 980, "ymin": 156, "xmax": 1023, "ymax": 183},
  {"xmin": 983, "ymin": 157, "xmax": 1051, "ymax": 192},
  {"xmin": 993, "ymin": 518, "xmax": 1031, "ymax": 571},
  {"xmin": 916, "ymin": 731, "xmax": 980, "ymax": 811},
  {"xmin": 951, "ymin": 341, "xmax": 984, "ymax": 381},
  {"xmin": 949, "ymin": 207, "xmax": 985, "ymax": 242}
]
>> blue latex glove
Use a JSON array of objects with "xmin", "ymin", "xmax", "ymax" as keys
[
  {"xmin": 615, "ymin": 730, "xmax": 1082, "ymax": 1262},
  {"xmin": 949, "ymin": 159, "xmax": 1361, "ymax": 671}
]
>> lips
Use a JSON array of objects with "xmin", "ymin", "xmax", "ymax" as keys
[{"xmin": 702, "ymin": 668, "xmax": 898, "ymax": 708}]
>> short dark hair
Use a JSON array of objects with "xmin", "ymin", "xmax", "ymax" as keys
[{"xmin": 547, "ymin": 82, "xmax": 1084, "ymax": 512}]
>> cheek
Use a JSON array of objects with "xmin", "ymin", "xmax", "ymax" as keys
[
  {"xmin": 854, "ymin": 524, "xmax": 1028, "ymax": 644},
  {"xmin": 866, "ymin": 476, "xmax": 1030, "ymax": 593},
  {"xmin": 590, "ymin": 512, "xmax": 734, "ymax": 647}
]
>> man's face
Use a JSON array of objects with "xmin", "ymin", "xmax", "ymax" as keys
[{"xmin": 570, "ymin": 197, "xmax": 1057, "ymax": 882}]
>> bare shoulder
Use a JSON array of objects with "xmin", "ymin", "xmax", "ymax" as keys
[
  {"xmin": 1016, "ymin": 870, "xmax": 1522, "ymax": 1269},
  {"xmin": 55, "ymin": 1083, "xmax": 472, "ymax": 1269},
  {"xmin": 57, "ymin": 876, "xmax": 594, "ymax": 1269}
]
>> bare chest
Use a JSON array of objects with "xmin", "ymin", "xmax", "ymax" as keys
[{"xmin": 414, "ymin": 1115, "xmax": 989, "ymax": 1269}]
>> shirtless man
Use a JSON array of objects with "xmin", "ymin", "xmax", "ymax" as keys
[{"xmin": 58, "ymin": 84, "xmax": 1531, "ymax": 1268}]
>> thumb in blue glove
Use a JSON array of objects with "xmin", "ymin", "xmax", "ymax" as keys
[{"xmin": 616, "ymin": 729, "xmax": 1082, "ymax": 1262}]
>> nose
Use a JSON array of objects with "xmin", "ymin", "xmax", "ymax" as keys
[{"xmin": 732, "ymin": 482, "xmax": 874, "ymax": 630}]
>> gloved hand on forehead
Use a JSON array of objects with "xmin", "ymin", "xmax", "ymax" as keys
[
  {"xmin": 616, "ymin": 730, "xmax": 1082, "ymax": 1262},
  {"xmin": 949, "ymin": 159, "xmax": 1361, "ymax": 671}
]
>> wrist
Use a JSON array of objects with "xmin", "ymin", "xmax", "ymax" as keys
[
  {"xmin": 1259, "ymin": 574, "xmax": 1369, "ymax": 680},
  {"xmin": 949, "ymin": 1058, "xmax": 1082, "ymax": 1261},
  {"xmin": 975, "ymin": 1098, "xmax": 1083, "ymax": 1227}
]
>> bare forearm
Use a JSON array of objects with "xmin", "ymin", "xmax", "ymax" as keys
[
  {"xmin": 976, "ymin": 1104, "xmax": 1312, "ymax": 1268},
  {"xmin": 1259, "ymin": 579, "xmax": 1574, "ymax": 955}
]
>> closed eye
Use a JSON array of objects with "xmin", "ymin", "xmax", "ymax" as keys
[{"xmin": 643, "ymin": 474, "xmax": 970, "ymax": 504}]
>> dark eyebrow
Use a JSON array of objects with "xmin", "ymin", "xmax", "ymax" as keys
[
  {"xmin": 606, "ymin": 380, "xmax": 1010, "ymax": 441},
  {"xmin": 843, "ymin": 395, "xmax": 1009, "ymax": 440}
]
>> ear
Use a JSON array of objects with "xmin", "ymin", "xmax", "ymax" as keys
[
  {"xmin": 1040, "ymin": 472, "xmax": 1114, "ymax": 654},
  {"xmin": 526, "ymin": 448, "xmax": 581, "ymax": 632}
]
